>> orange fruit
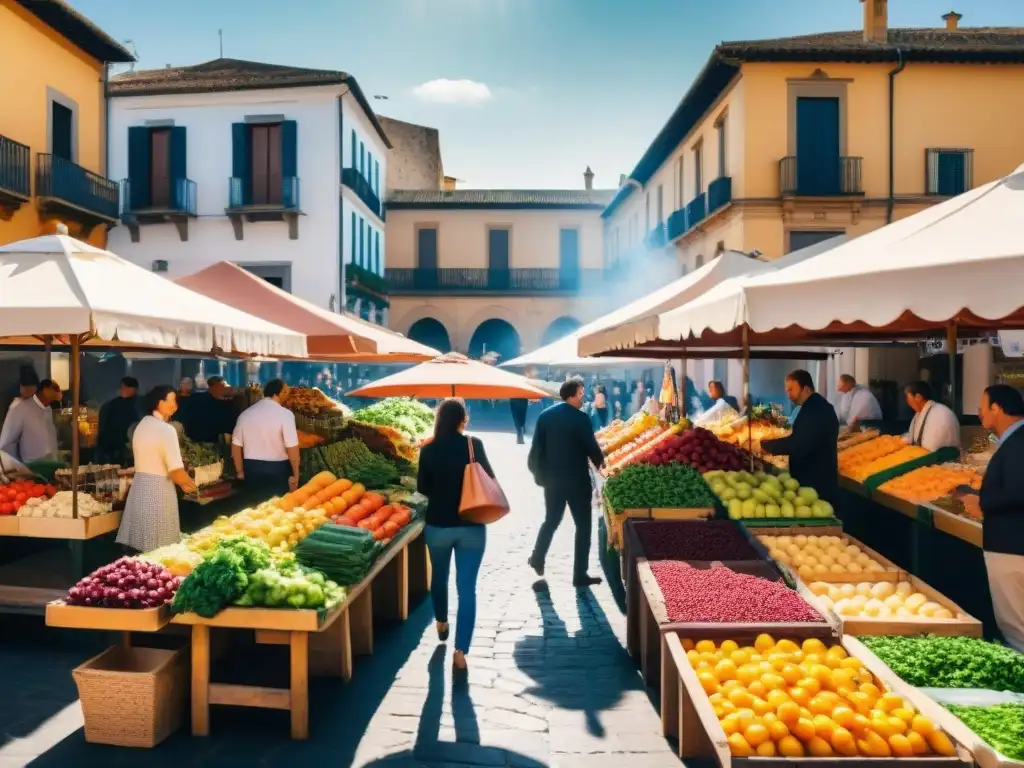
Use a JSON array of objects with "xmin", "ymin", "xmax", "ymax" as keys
[
  {"xmin": 807, "ymin": 736, "xmax": 834, "ymax": 756},
  {"xmin": 777, "ymin": 735, "xmax": 805, "ymax": 757},
  {"xmin": 744, "ymin": 724, "xmax": 770, "ymax": 747},
  {"xmin": 831, "ymin": 726, "xmax": 858, "ymax": 756},
  {"xmin": 748, "ymin": 681, "xmax": 768, "ymax": 699},
  {"xmin": 754, "ymin": 634, "xmax": 775, "ymax": 652},
  {"xmin": 721, "ymin": 713, "xmax": 741, "ymax": 735},
  {"xmin": 756, "ymin": 741, "xmax": 777, "ymax": 757},
  {"xmin": 698, "ymin": 672, "xmax": 718, "ymax": 695},
  {"xmin": 906, "ymin": 731, "xmax": 929, "ymax": 755},
  {"xmin": 830, "ymin": 706, "xmax": 856, "ymax": 730},
  {"xmin": 752, "ymin": 698, "xmax": 774, "ymax": 717},
  {"xmin": 777, "ymin": 701, "xmax": 801, "ymax": 724},
  {"xmin": 766, "ymin": 689, "xmax": 790, "ymax": 710},
  {"xmin": 728, "ymin": 689, "xmax": 754, "ymax": 709},
  {"xmin": 768, "ymin": 719, "xmax": 790, "ymax": 742},
  {"xmin": 927, "ymin": 731, "xmax": 957, "ymax": 756},
  {"xmin": 911, "ymin": 715, "xmax": 936, "ymax": 736},
  {"xmin": 720, "ymin": 639, "xmax": 739, "ymax": 653},
  {"xmin": 736, "ymin": 709, "xmax": 756, "ymax": 732},
  {"xmin": 728, "ymin": 733, "xmax": 754, "ymax": 756},
  {"xmin": 889, "ymin": 733, "xmax": 914, "ymax": 757},
  {"xmin": 715, "ymin": 659, "xmax": 738, "ymax": 681},
  {"xmin": 792, "ymin": 717, "xmax": 816, "ymax": 742},
  {"xmin": 891, "ymin": 708, "xmax": 915, "ymax": 725},
  {"xmin": 788, "ymin": 687, "xmax": 812, "ymax": 707},
  {"xmin": 812, "ymin": 714, "xmax": 838, "ymax": 740},
  {"xmin": 680, "ymin": 638, "xmax": 695, "ymax": 651}
]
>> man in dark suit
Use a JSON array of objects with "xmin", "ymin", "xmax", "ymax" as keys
[
  {"xmin": 760, "ymin": 369, "xmax": 839, "ymax": 504},
  {"xmin": 509, "ymin": 398, "xmax": 528, "ymax": 444},
  {"xmin": 527, "ymin": 378, "xmax": 605, "ymax": 587},
  {"xmin": 977, "ymin": 384, "xmax": 1024, "ymax": 652}
]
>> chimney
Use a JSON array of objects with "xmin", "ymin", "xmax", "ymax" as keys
[
  {"xmin": 583, "ymin": 166, "xmax": 594, "ymax": 191},
  {"xmin": 943, "ymin": 11, "xmax": 962, "ymax": 30},
  {"xmin": 860, "ymin": 0, "xmax": 888, "ymax": 43},
  {"xmin": 442, "ymin": 175, "xmax": 457, "ymax": 191},
  {"xmin": 618, "ymin": 173, "xmax": 628, "ymax": 187}
]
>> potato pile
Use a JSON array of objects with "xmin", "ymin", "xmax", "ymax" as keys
[
  {"xmin": 758, "ymin": 534, "xmax": 897, "ymax": 581},
  {"xmin": 808, "ymin": 581, "xmax": 957, "ymax": 620}
]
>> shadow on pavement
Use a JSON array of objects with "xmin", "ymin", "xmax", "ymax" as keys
[
  {"xmin": 512, "ymin": 585, "xmax": 644, "ymax": 738},
  {"xmin": 24, "ymin": 599, "xmax": 433, "ymax": 767},
  {"xmin": 597, "ymin": 517, "xmax": 627, "ymax": 615}
]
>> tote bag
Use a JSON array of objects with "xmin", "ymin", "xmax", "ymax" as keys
[{"xmin": 458, "ymin": 437, "xmax": 510, "ymax": 524}]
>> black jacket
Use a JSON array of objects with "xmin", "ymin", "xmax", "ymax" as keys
[
  {"xmin": 417, "ymin": 433, "xmax": 494, "ymax": 528},
  {"xmin": 97, "ymin": 395, "xmax": 142, "ymax": 461},
  {"xmin": 760, "ymin": 392, "xmax": 839, "ymax": 504},
  {"xmin": 980, "ymin": 424, "xmax": 1024, "ymax": 555},
  {"xmin": 527, "ymin": 402, "xmax": 604, "ymax": 491}
]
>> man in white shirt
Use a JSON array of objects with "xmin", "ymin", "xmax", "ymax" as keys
[
  {"xmin": 231, "ymin": 379, "xmax": 299, "ymax": 500},
  {"xmin": 902, "ymin": 381, "xmax": 961, "ymax": 452},
  {"xmin": 835, "ymin": 374, "xmax": 883, "ymax": 431},
  {"xmin": 0, "ymin": 379, "xmax": 60, "ymax": 463}
]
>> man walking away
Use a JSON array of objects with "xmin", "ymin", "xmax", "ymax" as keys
[
  {"xmin": 509, "ymin": 398, "xmax": 528, "ymax": 444},
  {"xmin": 976, "ymin": 384, "xmax": 1024, "ymax": 652},
  {"xmin": 231, "ymin": 379, "xmax": 300, "ymax": 503},
  {"xmin": 527, "ymin": 379, "xmax": 605, "ymax": 588}
]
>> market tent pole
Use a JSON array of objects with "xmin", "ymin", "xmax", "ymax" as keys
[
  {"xmin": 947, "ymin": 321, "xmax": 958, "ymax": 411},
  {"xmin": 71, "ymin": 333, "xmax": 81, "ymax": 520},
  {"xmin": 679, "ymin": 355, "xmax": 687, "ymax": 417},
  {"xmin": 742, "ymin": 326, "xmax": 752, "ymax": 472}
]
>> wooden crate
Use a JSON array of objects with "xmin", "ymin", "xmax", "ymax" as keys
[
  {"xmin": 833, "ymin": 574, "xmax": 982, "ymax": 638},
  {"xmin": 753, "ymin": 532, "xmax": 903, "ymax": 583},
  {"xmin": 0, "ymin": 516, "xmax": 18, "ymax": 536},
  {"xmin": 872, "ymin": 489, "xmax": 922, "ymax": 520},
  {"xmin": 46, "ymin": 600, "xmax": 172, "ymax": 633},
  {"xmin": 660, "ymin": 630, "xmax": 973, "ymax": 766},
  {"xmin": 746, "ymin": 524, "xmax": 844, "ymax": 537},
  {"xmin": 635, "ymin": 558, "xmax": 836, "ymax": 688},
  {"xmin": 604, "ymin": 500, "xmax": 714, "ymax": 550},
  {"xmin": 930, "ymin": 508, "xmax": 982, "ymax": 549},
  {"xmin": 17, "ymin": 511, "xmax": 121, "ymax": 540}
]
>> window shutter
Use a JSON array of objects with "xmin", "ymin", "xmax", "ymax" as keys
[
  {"xmin": 127, "ymin": 126, "xmax": 150, "ymax": 210},
  {"xmin": 231, "ymin": 122, "xmax": 251, "ymax": 205},
  {"xmin": 367, "ymin": 150, "xmax": 373, "ymax": 183},
  {"xmin": 374, "ymin": 230, "xmax": 380, "ymax": 274},
  {"xmin": 937, "ymin": 151, "xmax": 965, "ymax": 196},
  {"xmin": 350, "ymin": 130, "xmax": 356, "ymax": 169},
  {"xmin": 169, "ymin": 126, "xmax": 187, "ymax": 207},
  {"xmin": 280, "ymin": 119, "xmax": 297, "ymax": 182},
  {"xmin": 374, "ymin": 160, "xmax": 380, "ymax": 195},
  {"xmin": 350, "ymin": 212, "xmax": 356, "ymax": 265}
]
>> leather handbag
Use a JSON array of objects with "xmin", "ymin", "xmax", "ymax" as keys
[{"xmin": 459, "ymin": 436, "xmax": 510, "ymax": 524}]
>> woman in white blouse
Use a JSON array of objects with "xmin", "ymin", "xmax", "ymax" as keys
[{"xmin": 117, "ymin": 385, "xmax": 197, "ymax": 552}]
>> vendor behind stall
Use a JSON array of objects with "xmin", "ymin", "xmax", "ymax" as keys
[
  {"xmin": 708, "ymin": 380, "xmax": 740, "ymax": 412},
  {"xmin": 117, "ymin": 386, "xmax": 197, "ymax": 552},
  {"xmin": 835, "ymin": 374, "xmax": 882, "ymax": 431},
  {"xmin": 0, "ymin": 378, "xmax": 60, "ymax": 463},
  {"xmin": 97, "ymin": 376, "xmax": 141, "ymax": 465},
  {"xmin": 231, "ymin": 378, "xmax": 299, "ymax": 501},
  {"xmin": 179, "ymin": 375, "xmax": 236, "ymax": 444},
  {"xmin": 760, "ymin": 369, "xmax": 839, "ymax": 504},
  {"xmin": 902, "ymin": 381, "xmax": 960, "ymax": 451}
]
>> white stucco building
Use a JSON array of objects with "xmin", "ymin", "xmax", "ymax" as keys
[{"xmin": 106, "ymin": 58, "xmax": 390, "ymax": 322}]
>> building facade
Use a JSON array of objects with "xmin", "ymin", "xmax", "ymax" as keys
[
  {"xmin": 385, "ymin": 183, "xmax": 635, "ymax": 360},
  {"xmin": 604, "ymin": 1, "xmax": 1024, "ymax": 272},
  {"xmin": 0, "ymin": 0, "xmax": 133, "ymax": 247},
  {"xmin": 106, "ymin": 58, "xmax": 390, "ymax": 321}
]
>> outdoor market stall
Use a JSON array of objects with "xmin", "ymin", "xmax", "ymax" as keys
[{"xmin": 0, "ymin": 230, "xmax": 306, "ymax": 613}]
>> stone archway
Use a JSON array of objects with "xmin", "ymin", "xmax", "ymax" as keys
[
  {"xmin": 468, "ymin": 318, "xmax": 521, "ymax": 363},
  {"xmin": 541, "ymin": 315, "xmax": 581, "ymax": 346},
  {"xmin": 406, "ymin": 317, "xmax": 452, "ymax": 354}
]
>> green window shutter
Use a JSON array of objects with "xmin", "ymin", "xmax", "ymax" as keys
[
  {"xmin": 169, "ymin": 126, "xmax": 187, "ymax": 208},
  {"xmin": 359, "ymin": 217, "xmax": 365, "ymax": 267},
  {"xmin": 374, "ymin": 161, "xmax": 380, "ymax": 196},
  {"xmin": 127, "ymin": 126, "xmax": 150, "ymax": 211},
  {"xmin": 374, "ymin": 230, "xmax": 381, "ymax": 274},
  {"xmin": 350, "ymin": 130, "xmax": 356, "ymax": 169},
  {"xmin": 280, "ymin": 120, "xmax": 297, "ymax": 206},
  {"xmin": 350, "ymin": 211, "xmax": 356, "ymax": 266},
  {"xmin": 231, "ymin": 122, "xmax": 251, "ymax": 205},
  {"xmin": 359, "ymin": 142, "xmax": 365, "ymax": 175},
  {"xmin": 367, "ymin": 150, "xmax": 373, "ymax": 183}
]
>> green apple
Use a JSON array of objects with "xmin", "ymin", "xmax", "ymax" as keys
[
  {"xmin": 755, "ymin": 503, "xmax": 766, "ymax": 518},
  {"xmin": 795, "ymin": 505, "xmax": 812, "ymax": 519},
  {"xmin": 752, "ymin": 489, "xmax": 771, "ymax": 504},
  {"xmin": 810, "ymin": 501, "xmax": 833, "ymax": 518},
  {"xmin": 783, "ymin": 490, "xmax": 797, "ymax": 502},
  {"xmin": 736, "ymin": 484, "xmax": 752, "ymax": 500},
  {"xmin": 797, "ymin": 486, "xmax": 819, "ymax": 504},
  {"xmin": 780, "ymin": 501, "xmax": 796, "ymax": 518},
  {"xmin": 720, "ymin": 487, "xmax": 738, "ymax": 501},
  {"xmin": 765, "ymin": 504, "xmax": 781, "ymax": 519},
  {"xmin": 741, "ymin": 499, "xmax": 757, "ymax": 517},
  {"xmin": 783, "ymin": 478, "xmax": 800, "ymax": 492}
]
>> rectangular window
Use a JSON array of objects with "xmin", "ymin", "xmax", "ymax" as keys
[
  {"xmin": 716, "ymin": 116, "xmax": 727, "ymax": 176},
  {"xmin": 350, "ymin": 130, "xmax": 356, "ymax": 168},
  {"xmin": 488, "ymin": 228, "xmax": 510, "ymax": 270},
  {"xmin": 51, "ymin": 102, "xmax": 73, "ymax": 161},
  {"xmin": 250, "ymin": 122, "xmax": 282, "ymax": 205},
  {"xmin": 359, "ymin": 141, "xmax": 365, "ymax": 175},
  {"xmin": 374, "ymin": 230, "xmax": 381, "ymax": 274},
  {"xmin": 149, "ymin": 128, "xmax": 171, "ymax": 208},
  {"xmin": 558, "ymin": 228, "xmax": 580, "ymax": 274},
  {"xmin": 693, "ymin": 141, "xmax": 704, "ymax": 196},
  {"xmin": 350, "ymin": 212, "xmax": 356, "ymax": 264},
  {"xmin": 374, "ymin": 160, "xmax": 380, "ymax": 196},
  {"xmin": 656, "ymin": 185, "xmax": 664, "ymax": 225},
  {"xmin": 676, "ymin": 157, "xmax": 684, "ymax": 210},
  {"xmin": 927, "ymin": 148, "xmax": 972, "ymax": 196},
  {"xmin": 417, "ymin": 226, "xmax": 438, "ymax": 269}
]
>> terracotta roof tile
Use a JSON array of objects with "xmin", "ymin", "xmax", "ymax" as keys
[
  {"xmin": 386, "ymin": 189, "xmax": 616, "ymax": 209},
  {"xmin": 109, "ymin": 58, "xmax": 349, "ymax": 96}
]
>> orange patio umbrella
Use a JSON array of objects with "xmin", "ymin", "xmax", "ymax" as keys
[
  {"xmin": 348, "ymin": 353, "xmax": 551, "ymax": 399},
  {"xmin": 176, "ymin": 261, "xmax": 438, "ymax": 362}
]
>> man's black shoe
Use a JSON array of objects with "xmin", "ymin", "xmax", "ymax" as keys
[
  {"xmin": 528, "ymin": 556, "xmax": 544, "ymax": 577},
  {"xmin": 573, "ymin": 575, "xmax": 602, "ymax": 588}
]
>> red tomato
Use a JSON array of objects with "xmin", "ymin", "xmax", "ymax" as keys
[
  {"xmin": 45, "ymin": 485, "xmax": 57, "ymax": 497},
  {"xmin": 0, "ymin": 503, "xmax": 13, "ymax": 515},
  {"xmin": 14, "ymin": 493, "xmax": 26, "ymax": 505}
]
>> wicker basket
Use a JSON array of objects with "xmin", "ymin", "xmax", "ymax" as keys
[{"xmin": 72, "ymin": 645, "xmax": 188, "ymax": 748}]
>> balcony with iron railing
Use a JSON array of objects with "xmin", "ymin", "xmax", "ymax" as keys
[
  {"xmin": 686, "ymin": 192, "xmax": 707, "ymax": 229},
  {"xmin": 385, "ymin": 267, "xmax": 598, "ymax": 294},
  {"xmin": 226, "ymin": 176, "xmax": 301, "ymax": 240},
  {"xmin": 0, "ymin": 135, "xmax": 31, "ymax": 211},
  {"xmin": 779, "ymin": 156, "xmax": 863, "ymax": 196},
  {"xmin": 708, "ymin": 176, "xmax": 732, "ymax": 214},
  {"xmin": 35, "ymin": 154, "xmax": 119, "ymax": 224},
  {"xmin": 120, "ymin": 177, "xmax": 197, "ymax": 242},
  {"xmin": 666, "ymin": 207, "xmax": 688, "ymax": 241},
  {"xmin": 342, "ymin": 167, "xmax": 382, "ymax": 219}
]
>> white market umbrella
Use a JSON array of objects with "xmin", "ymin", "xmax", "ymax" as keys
[
  {"xmin": 656, "ymin": 162, "xmax": 1024, "ymax": 346},
  {"xmin": 0, "ymin": 232, "xmax": 306, "ymax": 357}
]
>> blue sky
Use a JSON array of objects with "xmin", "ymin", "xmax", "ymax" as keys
[{"xmin": 72, "ymin": 0, "xmax": 1024, "ymax": 190}]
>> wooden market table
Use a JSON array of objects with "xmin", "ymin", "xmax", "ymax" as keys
[{"xmin": 172, "ymin": 520, "xmax": 428, "ymax": 740}]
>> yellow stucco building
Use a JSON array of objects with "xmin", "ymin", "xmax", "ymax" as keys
[
  {"xmin": 0, "ymin": 0, "xmax": 133, "ymax": 247},
  {"xmin": 604, "ymin": 1, "xmax": 1024, "ymax": 270}
]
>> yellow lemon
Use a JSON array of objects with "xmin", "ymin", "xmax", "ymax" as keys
[
  {"xmin": 719, "ymin": 639, "xmax": 739, "ymax": 653},
  {"xmin": 714, "ymin": 659, "xmax": 738, "ymax": 682},
  {"xmin": 889, "ymin": 733, "xmax": 914, "ymax": 757},
  {"xmin": 831, "ymin": 726, "xmax": 858, "ymax": 756},
  {"xmin": 728, "ymin": 733, "xmax": 754, "ymax": 756},
  {"xmin": 754, "ymin": 633, "xmax": 776, "ymax": 652},
  {"xmin": 802, "ymin": 638, "xmax": 827, "ymax": 655},
  {"xmin": 911, "ymin": 715, "xmax": 936, "ymax": 736},
  {"xmin": 769, "ymin": 719, "xmax": 790, "ymax": 742},
  {"xmin": 695, "ymin": 639, "xmax": 717, "ymax": 654},
  {"xmin": 721, "ymin": 713, "xmax": 741, "ymax": 735},
  {"xmin": 744, "ymin": 723, "xmax": 770, "ymax": 747},
  {"xmin": 756, "ymin": 741, "xmax": 777, "ymax": 756},
  {"xmin": 792, "ymin": 717, "xmax": 817, "ymax": 742}
]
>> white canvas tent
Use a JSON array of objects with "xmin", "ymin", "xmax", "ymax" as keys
[
  {"xmin": 651, "ymin": 162, "xmax": 1024, "ymax": 347},
  {"xmin": 0, "ymin": 233, "xmax": 306, "ymax": 357},
  {"xmin": 503, "ymin": 250, "xmax": 772, "ymax": 369}
]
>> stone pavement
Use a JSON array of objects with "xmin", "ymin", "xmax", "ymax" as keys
[{"xmin": 0, "ymin": 429, "xmax": 681, "ymax": 767}]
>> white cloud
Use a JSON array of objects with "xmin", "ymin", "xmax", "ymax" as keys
[{"xmin": 412, "ymin": 78, "xmax": 493, "ymax": 105}]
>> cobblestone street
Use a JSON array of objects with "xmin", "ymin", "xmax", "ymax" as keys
[{"xmin": 0, "ymin": 428, "xmax": 680, "ymax": 767}]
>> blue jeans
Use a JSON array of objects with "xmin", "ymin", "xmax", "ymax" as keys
[{"xmin": 424, "ymin": 524, "xmax": 486, "ymax": 653}]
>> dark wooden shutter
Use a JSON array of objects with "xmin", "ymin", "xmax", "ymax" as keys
[
  {"xmin": 937, "ymin": 152, "xmax": 966, "ymax": 196},
  {"xmin": 127, "ymin": 126, "xmax": 151, "ymax": 211},
  {"xmin": 169, "ymin": 126, "xmax": 187, "ymax": 208},
  {"xmin": 488, "ymin": 228, "xmax": 510, "ymax": 290},
  {"xmin": 374, "ymin": 230, "xmax": 381, "ymax": 274},
  {"xmin": 280, "ymin": 120, "xmax": 297, "ymax": 206},
  {"xmin": 350, "ymin": 130, "xmax": 356, "ymax": 168},
  {"xmin": 149, "ymin": 128, "xmax": 170, "ymax": 208},
  {"xmin": 231, "ymin": 122, "xmax": 251, "ymax": 205},
  {"xmin": 795, "ymin": 97, "xmax": 840, "ymax": 194},
  {"xmin": 417, "ymin": 227, "xmax": 437, "ymax": 269}
]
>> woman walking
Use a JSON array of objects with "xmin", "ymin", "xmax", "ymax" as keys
[
  {"xmin": 416, "ymin": 398, "xmax": 492, "ymax": 670},
  {"xmin": 593, "ymin": 385, "xmax": 609, "ymax": 428},
  {"xmin": 116, "ymin": 386, "xmax": 197, "ymax": 553}
]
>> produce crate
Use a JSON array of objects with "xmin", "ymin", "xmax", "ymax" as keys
[
  {"xmin": 659, "ymin": 630, "xmax": 972, "ymax": 766},
  {"xmin": 16, "ymin": 511, "xmax": 121, "ymax": 540},
  {"xmin": 831, "ymin": 575, "xmax": 982, "ymax": 638},
  {"xmin": 73, "ymin": 645, "xmax": 188, "ymax": 747},
  {"xmin": 738, "ymin": 516, "xmax": 843, "ymax": 528},
  {"xmin": 930, "ymin": 507, "xmax": 983, "ymax": 549},
  {"xmin": 603, "ymin": 496, "xmax": 714, "ymax": 551},
  {"xmin": 0, "ymin": 515, "xmax": 18, "ymax": 536},
  {"xmin": 634, "ymin": 557, "xmax": 836, "ymax": 688},
  {"xmin": 745, "ymin": 524, "xmax": 844, "ymax": 537},
  {"xmin": 755, "ymin": 531, "xmax": 903, "ymax": 584},
  {"xmin": 46, "ymin": 600, "xmax": 172, "ymax": 633},
  {"xmin": 872, "ymin": 489, "xmax": 922, "ymax": 520}
]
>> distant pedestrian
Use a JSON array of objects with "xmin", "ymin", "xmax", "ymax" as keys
[
  {"xmin": 509, "ymin": 398, "xmax": 528, "ymax": 444},
  {"xmin": 528, "ymin": 379, "xmax": 605, "ymax": 588}
]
